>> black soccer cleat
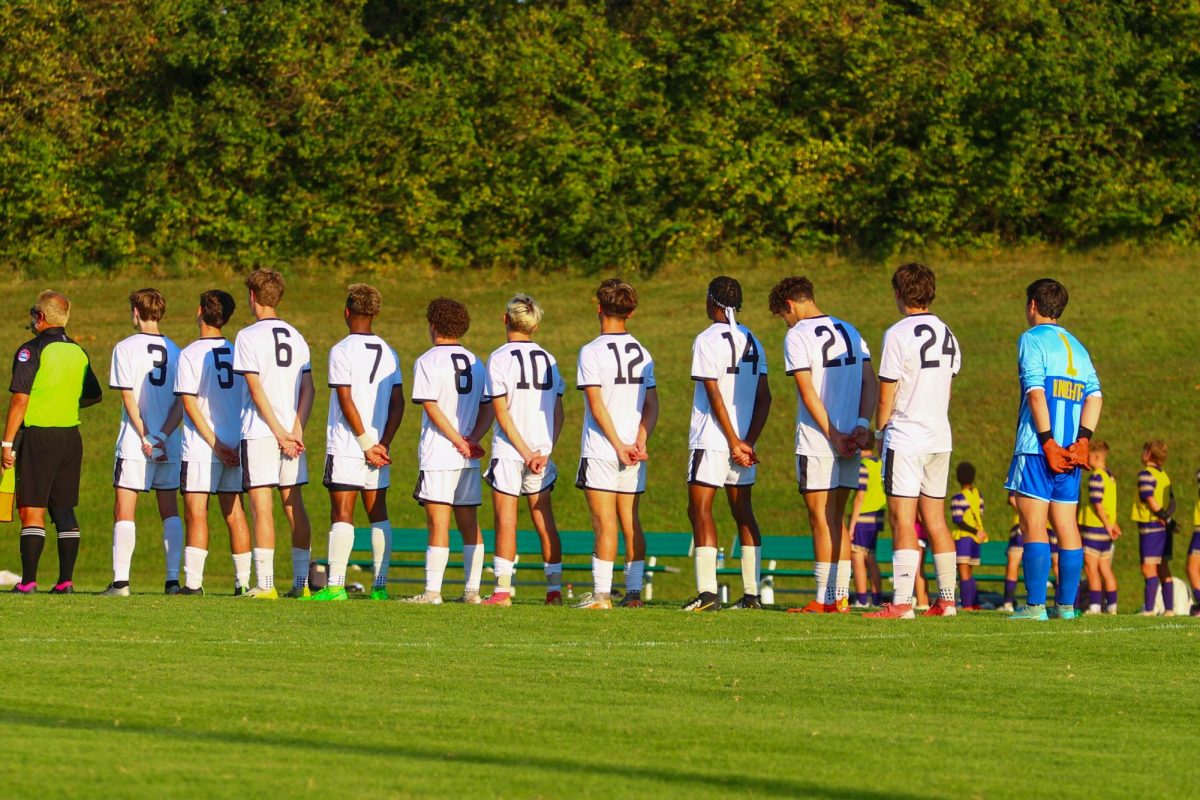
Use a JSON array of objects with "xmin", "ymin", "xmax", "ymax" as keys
[
  {"xmin": 178, "ymin": 586, "xmax": 204, "ymax": 596},
  {"xmin": 233, "ymin": 585, "xmax": 248, "ymax": 597},
  {"xmin": 681, "ymin": 592, "xmax": 721, "ymax": 612},
  {"xmin": 617, "ymin": 590, "xmax": 644, "ymax": 608},
  {"xmin": 164, "ymin": 580, "xmax": 181, "ymax": 595},
  {"xmin": 727, "ymin": 594, "xmax": 763, "ymax": 610}
]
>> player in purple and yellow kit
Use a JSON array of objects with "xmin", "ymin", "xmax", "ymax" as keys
[
  {"xmin": 950, "ymin": 462, "xmax": 987, "ymax": 610},
  {"xmin": 1004, "ymin": 279, "xmax": 1102, "ymax": 621},
  {"xmin": 1187, "ymin": 470, "xmax": 1200, "ymax": 618},
  {"xmin": 1132, "ymin": 440, "xmax": 1176, "ymax": 616},
  {"xmin": 1078, "ymin": 440, "xmax": 1119, "ymax": 614},
  {"xmin": 848, "ymin": 446, "xmax": 885, "ymax": 607}
]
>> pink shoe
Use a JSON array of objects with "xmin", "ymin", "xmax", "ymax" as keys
[
  {"xmin": 10, "ymin": 581, "xmax": 36, "ymax": 594},
  {"xmin": 864, "ymin": 603, "xmax": 915, "ymax": 619},
  {"xmin": 923, "ymin": 599, "xmax": 958, "ymax": 617},
  {"xmin": 482, "ymin": 592, "xmax": 512, "ymax": 607}
]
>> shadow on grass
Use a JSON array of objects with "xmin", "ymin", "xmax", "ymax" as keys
[{"xmin": 7, "ymin": 708, "xmax": 927, "ymax": 799}]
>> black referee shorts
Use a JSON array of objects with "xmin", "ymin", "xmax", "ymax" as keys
[{"xmin": 16, "ymin": 426, "xmax": 83, "ymax": 509}]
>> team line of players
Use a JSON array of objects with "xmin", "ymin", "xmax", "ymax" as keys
[{"xmin": 90, "ymin": 265, "xmax": 1112, "ymax": 618}]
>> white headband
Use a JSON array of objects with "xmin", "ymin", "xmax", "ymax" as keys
[{"xmin": 709, "ymin": 291, "xmax": 738, "ymax": 333}]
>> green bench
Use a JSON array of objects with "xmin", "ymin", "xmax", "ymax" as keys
[{"xmin": 318, "ymin": 527, "xmax": 692, "ymax": 600}]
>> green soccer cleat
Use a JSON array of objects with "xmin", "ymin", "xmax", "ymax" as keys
[
  {"xmin": 284, "ymin": 585, "xmax": 311, "ymax": 599},
  {"xmin": 305, "ymin": 586, "xmax": 348, "ymax": 602},
  {"xmin": 1008, "ymin": 604, "xmax": 1049, "ymax": 621},
  {"xmin": 1052, "ymin": 606, "xmax": 1079, "ymax": 620},
  {"xmin": 369, "ymin": 587, "xmax": 389, "ymax": 601}
]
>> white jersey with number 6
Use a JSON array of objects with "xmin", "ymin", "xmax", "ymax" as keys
[
  {"xmin": 174, "ymin": 337, "xmax": 245, "ymax": 463},
  {"xmin": 110, "ymin": 332, "xmax": 182, "ymax": 462},
  {"xmin": 232, "ymin": 318, "xmax": 311, "ymax": 441},
  {"xmin": 576, "ymin": 333, "xmax": 656, "ymax": 461},
  {"xmin": 325, "ymin": 333, "xmax": 402, "ymax": 459},
  {"xmin": 487, "ymin": 341, "xmax": 566, "ymax": 462},
  {"xmin": 411, "ymin": 344, "xmax": 489, "ymax": 471},
  {"xmin": 784, "ymin": 316, "xmax": 871, "ymax": 458},
  {"xmin": 878, "ymin": 313, "xmax": 960, "ymax": 454},
  {"xmin": 689, "ymin": 323, "xmax": 767, "ymax": 451}
]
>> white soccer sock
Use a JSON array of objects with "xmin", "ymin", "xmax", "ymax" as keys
[
  {"xmin": 932, "ymin": 550, "xmax": 957, "ymax": 603},
  {"xmin": 624, "ymin": 559, "xmax": 645, "ymax": 592},
  {"xmin": 162, "ymin": 516, "xmax": 184, "ymax": 581},
  {"xmin": 593, "ymin": 557, "xmax": 614, "ymax": 595},
  {"xmin": 544, "ymin": 562, "xmax": 563, "ymax": 591},
  {"xmin": 425, "ymin": 546, "xmax": 450, "ymax": 594},
  {"xmin": 112, "ymin": 520, "xmax": 136, "ymax": 583},
  {"xmin": 232, "ymin": 551, "xmax": 252, "ymax": 591},
  {"xmin": 1088, "ymin": 603, "xmax": 1102, "ymax": 613},
  {"xmin": 891, "ymin": 549, "xmax": 920, "ymax": 606},
  {"xmin": 183, "ymin": 546, "xmax": 207, "ymax": 590},
  {"xmin": 814, "ymin": 561, "xmax": 832, "ymax": 605},
  {"xmin": 494, "ymin": 556, "xmax": 515, "ymax": 592},
  {"xmin": 370, "ymin": 521, "xmax": 392, "ymax": 589},
  {"xmin": 462, "ymin": 543, "xmax": 484, "ymax": 593},
  {"xmin": 694, "ymin": 546, "xmax": 719, "ymax": 595},
  {"xmin": 291, "ymin": 547, "xmax": 311, "ymax": 589},
  {"xmin": 741, "ymin": 545, "xmax": 761, "ymax": 597},
  {"xmin": 327, "ymin": 522, "xmax": 355, "ymax": 588},
  {"xmin": 253, "ymin": 547, "xmax": 275, "ymax": 590},
  {"xmin": 835, "ymin": 559, "xmax": 852, "ymax": 602}
]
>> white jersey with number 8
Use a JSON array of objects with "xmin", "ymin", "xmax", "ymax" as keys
[
  {"xmin": 174, "ymin": 337, "xmax": 245, "ymax": 463},
  {"xmin": 877, "ymin": 313, "xmax": 961, "ymax": 454},
  {"xmin": 411, "ymin": 344, "xmax": 489, "ymax": 470},
  {"xmin": 110, "ymin": 332, "xmax": 182, "ymax": 462},
  {"xmin": 784, "ymin": 315, "xmax": 871, "ymax": 458},
  {"xmin": 576, "ymin": 333, "xmax": 656, "ymax": 461},
  {"xmin": 232, "ymin": 318, "xmax": 311, "ymax": 441}
]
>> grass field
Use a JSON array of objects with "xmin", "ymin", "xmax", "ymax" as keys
[{"xmin": 3, "ymin": 596, "xmax": 1198, "ymax": 799}]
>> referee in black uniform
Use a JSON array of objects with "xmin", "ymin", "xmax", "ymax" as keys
[{"xmin": 2, "ymin": 291, "xmax": 102, "ymax": 593}]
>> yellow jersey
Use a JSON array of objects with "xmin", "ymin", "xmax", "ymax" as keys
[
  {"xmin": 951, "ymin": 487, "xmax": 985, "ymax": 543},
  {"xmin": 858, "ymin": 457, "xmax": 886, "ymax": 515},
  {"xmin": 1078, "ymin": 469, "xmax": 1116, "ymax": 530},
  {"xmin": 1131, "ymin": 466, "xmax": 1171, "ymax": 525}
]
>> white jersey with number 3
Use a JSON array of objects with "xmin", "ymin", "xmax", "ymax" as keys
[
  {"xmin": 878, "ymin": 313, "xmax": 960, "ymax": 454},
  {"xmin": 688, "ymin": 323, "xmax": 767, "ymax": 451},
  {"xmin": 784, "ymin": 316, "xmax": 872, "ymax": 458},
  {"xmin": 326, "ymin": 333, "xmax": 402, "ymax": 459},
  {"xmin": 232, "ymin": 318, "xmax": 312, "ymax": 440},
  {"xmin": 487, "ymin": 341, "xmax": 566, "ymax": 462},
  {"xmin": 110, "ymin": 332, "xmax": 182, "ymax": 462},
  {"xmin": 411, "ymin": 344, "xmax": 489, "ymax": 471},
  {"xmin": 174, "ymin": 337, "xmax": 245, "ymax": 463},
  {"xmin": 576, "ymin": 333, "xmax": 655, "ymax": 461}
]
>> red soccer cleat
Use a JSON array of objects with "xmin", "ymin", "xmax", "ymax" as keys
[
  {"xmin": 788, "ymin": 600, "xmax": 834, "ymax": 614},
  {"xmin": 482, "ymin": 592, "xmax": 512, "ymax": 607},
  {"xmin": 922, "ymin": 599, "xmax": 958, "ymax": 617},
  {"xmin": 545, "ymin": 590, "xmax": 563, "ymax": 606},
  {"xmin": 864, "ymin": 603, "xmax": 916, "ymax": 619}
]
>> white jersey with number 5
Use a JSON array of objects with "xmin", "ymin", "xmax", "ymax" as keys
[
  {"xmin": 577, "ymin": 333, "xmax": 656, "ymax": 461},
  {"xmin": 487, "ymin": 341, "xmax": 566, "ymax": 462},
  {"xmin": 878, "ymin": 313, "xmax": 960, "ymax": 454},
  {"xmin": 174, "ymin": 337, "xmax": 245, "ymax": 463},
  {"xmin": 689, "ymin": 323, "xmax": 767, "ymax": 451},
  {"xmin": 411, "ymin": 344, "xmax": 489, "ymax": 470},
  {"xmin": 326, "ymin": 333, "xmax": 402, "ymax": 459},
  {"xmin": 110, "ymin": 332, "xmax": 182, "ymax": 462},
  {"xmin": 784, "ymin": 316, "xmax": 871, "ymax": 458},
  {"xmin": 232, "ymin": 318, "xmax": 311, "ymax": 441}
]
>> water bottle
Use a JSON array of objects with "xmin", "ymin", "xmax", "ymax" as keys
[{"xmin": 716, "ymin": 548, "xmax": 726, "ymax": 570}]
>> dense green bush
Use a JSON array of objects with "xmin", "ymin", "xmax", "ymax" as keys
[{"xmin": 1, "ymin": 0, "xmax": 1197, "ymax": 273}]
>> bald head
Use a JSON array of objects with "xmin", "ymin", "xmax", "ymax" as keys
[{"xmin": 35, "ymin": 291, "xmax": 71, "ymax": 327}]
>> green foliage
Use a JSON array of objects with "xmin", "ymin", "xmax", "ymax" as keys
[{"xmin": 2, "ymin": 1, "xmax": 1198, "ymax": 273}]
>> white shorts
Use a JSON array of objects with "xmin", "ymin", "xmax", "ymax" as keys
[
  {"xmin": 796, "ymin": 454, "xmax": 860, "ymax": 492},
  {"xmin": 575, "ymin": 458, "xmax": 645, "ymax": 494},
  {"xmin": 688, "ymin": 449, "xmax": 755, "ymax": 488},
  {"xmin": 180, "ymin": 460, "xmax": 242, "ymax": 495},
  {"xmin": 240, "ymin": 437, "xmax": 308, "ymax": 490},
  {"xmin": 113, "ymin": 457, "xmax": 179, "ymax": 492},
  {"xmin": 882, "ymin": 447, "xmax": 950, "ymax": 499},
  {"xmin": 323, "ymin": 454, "xmax": 390, "ymax": 492},
  {"xmin": 414, "ymin": 467, "xmax": 482, "ymax": 506},
  {"xmin": 485, "ymin": 458, "xmax": 557, "ymax": 497}
]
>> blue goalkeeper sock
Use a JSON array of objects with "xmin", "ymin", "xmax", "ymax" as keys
[
  {"xmin": 1056, "ymin": 548, "xmax": 1083, "ymax": 609},
  {"xmin": 1023, "ymin": 542, "xmax": 1052, "ymax": 606}
]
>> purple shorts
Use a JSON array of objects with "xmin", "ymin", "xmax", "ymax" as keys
[
  {"xmin": 851, "ymin": 513, "xmax": 884, "ymax": 553},
  {"xmin": 1082, "ymin": 526, "xmax": 1114, "ymax": 559},
  {"xmin": 1139, "ymin": 523, "xmax": 1170, "ymax": 564},
  {"xmin": 1191, "ymin": 529, "xmax": 1200, "ymax": 558},
  {"xmin": 955, "ymin": 537, "xmax": 981, "ymax": 565}
]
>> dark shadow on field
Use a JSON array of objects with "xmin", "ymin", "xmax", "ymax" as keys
[{"xmin": 8, "ymin": 708, "xmax": 926, "ymax": 799}]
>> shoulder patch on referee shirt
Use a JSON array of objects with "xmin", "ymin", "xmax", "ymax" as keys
[{"xmin": 17, "ymin": 348, "xmax": 30, "ymax": 362}]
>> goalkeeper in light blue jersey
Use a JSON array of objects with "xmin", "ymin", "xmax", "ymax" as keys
[{"xmin": 1004, "ymin": 278, "xmax": 1103, "ymax": 621}]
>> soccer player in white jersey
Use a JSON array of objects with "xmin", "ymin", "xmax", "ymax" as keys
[
  {"xmin": 233, "ymin": 269, "xmax": 315, "ymax": 599},
  {"xmin": 307, "ymin": 284, "xmax": 404, "ymax": 602},
  {"xmin": 866, "ymin": 263, "xmax": 962, "ymax": 619},
  {"xmin": 174, "ymin": 290, "xmax": 253, "ymax": 595},
  {"xmin": 574, "ymin": 279, "xmax": 659, "ymax": 610},
  {"xmin": 102, "ymin": 289, "xmax": 184, "ymax": 596},
  {"xmin": 769, "ymin": 276, "xmax": 876, "ymax": 614},
  {"xmin": 407, "ymin": 297, "xmax": 493, "ymax": 605},
  {"xmin": 482, "ymin": 294, "xmax": 566, "ymax": 606},
  {"xmin": 682, "ymin": 277, "xmax": 770, "ymax": 612}
]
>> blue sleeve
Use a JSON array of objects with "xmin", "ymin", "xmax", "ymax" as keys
[{"xmin": 1017, "ymin": 332, "xmax": 1046, "ymax": 393}]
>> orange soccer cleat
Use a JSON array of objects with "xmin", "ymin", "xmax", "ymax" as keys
[{"xmin": 863, "ymin": 603, "xmax": 916, "ymax": 619}]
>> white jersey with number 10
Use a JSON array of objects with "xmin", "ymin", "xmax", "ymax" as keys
[{"xmin": 488, "ymin": 341, "xmax": 566, "ymax": 462}]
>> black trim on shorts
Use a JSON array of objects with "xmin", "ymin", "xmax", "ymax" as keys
[
  {"xmin": 883, "ymin": 448, "xmax": 894, "ymax": 496},
  {"xmin": 574, "ymin": 459, "xmax": 644, "ymax": 495},
  {"xmin": 687, "ymin": 449, "xmax": 722, "ymax": 489},
  {"xmin": 797, "ymin": 455, "xmax": 808, "ymax": 493},
  {"xmin": 322, "ymin": 454, "xmax": 367, "ymax": 492}
]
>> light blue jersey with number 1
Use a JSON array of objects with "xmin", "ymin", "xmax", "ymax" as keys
[{"xmin": 1012, "ymin": 323, "xmax": 1101, "ymax": 456}]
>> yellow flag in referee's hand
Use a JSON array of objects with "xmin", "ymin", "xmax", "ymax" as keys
[{"xmin": 0, "ymin": 466, "xmax": 14, "ymax": 523}]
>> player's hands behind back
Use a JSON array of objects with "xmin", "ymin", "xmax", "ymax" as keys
[
  {"xmin": 730, "ymin": 439, "xmax": 757, "ymax": 467},
  {"xmin": 214, "ymin": 440, "xmax": 240, "ymax": 468},
  {"xmin": 365, "ymin": 443, "xmax": 391, "ymax": 468},
  {"xmin": 1042, "ymin": 438, "xmax": 1073, "ymax": 474},
  {"xmin": 1066, "ymin": 437, "xmax": 1090, "ymax": 469}
]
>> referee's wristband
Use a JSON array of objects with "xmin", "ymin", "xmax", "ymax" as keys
[
  {"xmin": 1036, "ymin": 430, "xmax": 1053, "ymax": 445},
  {"xmin": 856, "ymin": 417, "xmax": 870, "ymax": 430},
  {"xmin": 1, "ymin": 441, "xmax": 12, "ymax": 449},
  {"xmin": 355, "ymin": 431, "xmax": 379, "ymax": 452}
]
